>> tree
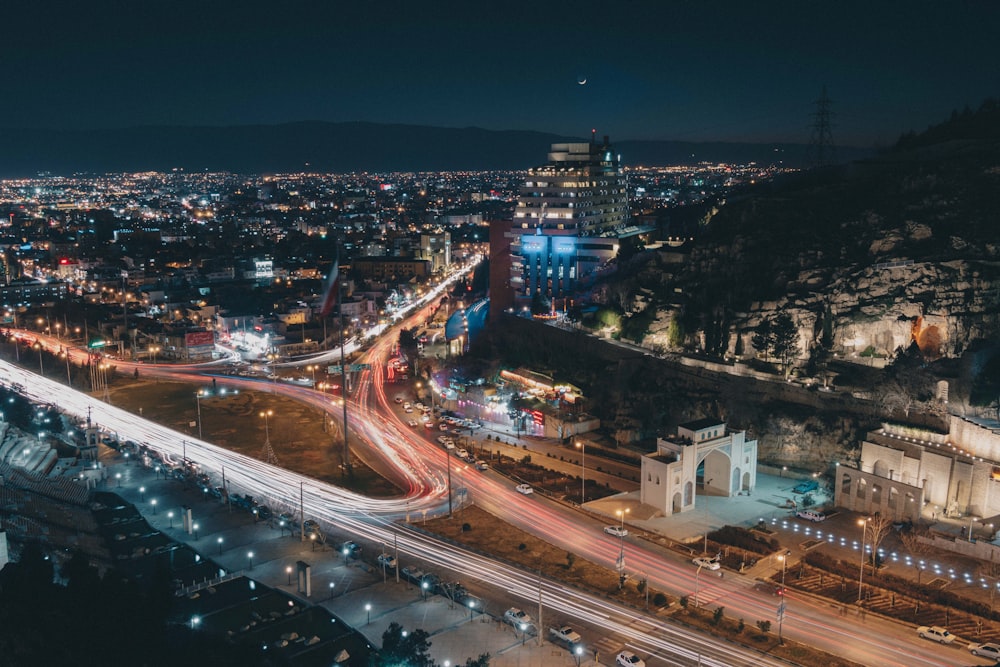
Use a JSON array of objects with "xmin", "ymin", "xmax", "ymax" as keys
[
  {"xmin": 667, "ymin": 314, "xmax": 685, "ymax": 348},
  {"xmin": 750, "ymin": 318, "xmax": 773, "ymax": 362},
  {"xmin": 375, "ymin": 622, "xmax": 434, "ymax": 667},
  {"xmin": 771, "ymin": 312, "xmax": 800, "ymax": 375},
  {"xmin": 864, "ymin": 514, "xmax": 894, "ymax": 575},
  {"xmin": 820, "ymin": 305, "xmax": 835, "ymax": 350}
]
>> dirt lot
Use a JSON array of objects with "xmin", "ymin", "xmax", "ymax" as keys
[{"xmin": 106, "ymin": 378, "xmax": 399, "ymax": 497}]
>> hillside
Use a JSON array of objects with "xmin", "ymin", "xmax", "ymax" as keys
[
  {"xmin": 588, "ymin": 100, "xmax": 1000, "ymax": 415},
  {"xmin": 0, "ymin": 121, "xmax": 869, "ymax": 177}
]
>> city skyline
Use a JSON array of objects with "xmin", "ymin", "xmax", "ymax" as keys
[{"xmin": 3, "ymin": 0, "xmax": 997, "ymax": 147}]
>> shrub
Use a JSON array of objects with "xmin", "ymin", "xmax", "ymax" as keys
[
  {"xmin": 679, "ymin": 595, "xmax": 689, "ymax": 608},
  {"xmin": 712, "ymin": 606, "xmax": 725, "ymax": 625},
  {"xmin": 461, "ymin": 523, "xmax": 471, "ymax": 532},
  {"xmin": 518, "ymin": 543, "xmax": 527, "ymax": 551},
  {"xmin": 653, "ymin": 592, "xmax": 668, "ymax": 607},
  {"xmin": 756, "ymin": 619, "xmax": 771, "ymax": 635},
  {"xmin": 737, "ymin": 618, "xmax": 745, "ymax": 634}
]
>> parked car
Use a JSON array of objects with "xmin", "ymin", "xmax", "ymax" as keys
[
  {"xmin": 341, "ymin": 541, "xmax": 361, "ymax": 558},
  {"xmin": 795, "ymin": 509, "xmax": 825, "ymax": 522},
  {"xmin": 455, "ymin": 449, "xmax": 468, "ymax": 459},
  {"xmin": 377, "ymin": 553, "xmax": 398, "ymax": 569},
  {"xmin": 969, "ymin": 642, "xmax": 1000, "ymax": 659},
  {"xmin": 692, "ymin": 557, "xmax": 721, "ymax": 571},
  {"xmin": 549, "ymin": 625, "xmax": 582, "ymax": 644},
  {"xmin": 917, "ymin": 626, "xmax": 955, "ymax": 644},
  {"xmin": 303, "ymin": 519, "xmax": 321, "ymax": 536},
  {"xmin": 515, "ymin": 483, "xmax": 534, "ymax": 495},
  {"xmin": 394, "ymin": 396, "xmax": 403, "ymax": 404},
  {"xmin": 439, "ymin": 581, "xmax": 467, "ymax": 601},
  {"xmin": 407, "ymin": 419, "xmax": 418, "ymax": 427},
  {"xmin": 504, "ymin": 607, "xmax": 532, "ymax": 628},
  {"xmin": 616, "ymin": 650, "xmax": 645, "ymax": 667},
  {"xmin": 604, "ymin": 525, "xmax": 628, "ymax": 537},
  {"xmin": 792, "ymin": 479, "xmax": 819, "ymax": 494},
  {"xmin": 475, "ymin": 460, "xmax": 489, "ymax": 470}
]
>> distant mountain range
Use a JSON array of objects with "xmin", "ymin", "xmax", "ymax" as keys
[{"xmin": 0, "ymin": 121, "xmax": 873, "ymax": 177}]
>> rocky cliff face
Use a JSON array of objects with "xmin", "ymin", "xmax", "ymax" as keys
[{"xmin": 629, "ymin": 135, "xmax": 1000, "ymax": 364}]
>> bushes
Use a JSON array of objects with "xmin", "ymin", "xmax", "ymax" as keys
[{"xmin": 708, "ymin": 525, "xmax": 779, "ymax": 555}]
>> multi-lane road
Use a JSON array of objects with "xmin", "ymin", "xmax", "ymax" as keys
[{"xmin": 0, "ymin": 317, "xmax": 988, "ymax": 666}]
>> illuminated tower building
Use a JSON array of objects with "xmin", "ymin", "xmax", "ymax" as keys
[{"xmin": 508, "ymin": 133, "xmax": 628, "ymax": 313}]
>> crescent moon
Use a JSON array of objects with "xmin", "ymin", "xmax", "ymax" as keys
[{"xmin": 577, "ymin": 78, "xmax": 587, "ymax": 85}]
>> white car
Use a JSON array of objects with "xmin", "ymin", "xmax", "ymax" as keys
[
  {"xmin": 795, "ymin": 509, "xmax": 825, "ymax": 522},
  {"xmin": 616, "ymin": 650, "xmax": 645, "ymax": 667},
  {"xmin": 377, "ymin": 553, "xmax": 397, "ymax": 569},
  {"xmin": 504, "ymin": 607, "xmax": 533, "ymax": 628},
  {"xmin": 515, "ymin": 483, "xmax": 534, "ymax": 495},
  {"xmin": 917, "ymin": 626, "xmax": 955, "ymax": 644},
  {"xmin": 407, "ymin": 419, "xmax": 418, "ymax": 427},
  {"xmin": 604, "ymin": 525, "xmax": 628, "ymax": 537},
  {"xmin": 692, "ymin": 557, "xmax": 721, "ymax": 571},
  {"xmin": 549, "ymin": 625, "xmax": 582, "ymax": 644},
  {"xmin": 455, "ymin": 449, "xmax": 468, "ymax": 459},
  {"xmin": 970, "ymin": 642, "xmax": 1000, "ymax": 659},
  {"xmin": 475, "ymin": 460, "xmax": 489, "ymax": 470}
]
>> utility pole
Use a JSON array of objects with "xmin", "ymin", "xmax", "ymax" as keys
[{"xmin": 807, "ymin": 85, "xmax": 836, "ymax": 168}]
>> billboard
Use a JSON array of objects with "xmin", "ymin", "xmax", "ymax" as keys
[{"xmin": 185, "ymin": 331, "xmax": 215, "ymax": 348}]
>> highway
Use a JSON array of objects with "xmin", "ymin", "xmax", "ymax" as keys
[{"xmin": 2, "ymin": 322, "xmax": 990, "ymax": 665}]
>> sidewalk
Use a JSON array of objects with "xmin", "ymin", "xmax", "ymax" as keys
[{"xmin": 107, "ymin": 450, "xmax": 600, "ymax": 666}]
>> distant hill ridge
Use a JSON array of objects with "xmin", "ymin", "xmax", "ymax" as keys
[{"xmin": 0, "ymin": 121, "xmax": 871, "ymax": 177}]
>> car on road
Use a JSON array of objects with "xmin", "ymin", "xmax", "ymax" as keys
[
  {"xmin": 504, "ymin": 607, "xmax": 533, "ymax": 628},
  {"xmin": 475, "ymin": 460, "xmax": 489, "ymax": 470},
  {"xmin": 616, "ymin": 650, "xmax": 645, "ymax": 667},
  {"xmin": 795, "ymin": 509, "xmax": 825, "ymax": 522},
  {"xmin": 407, "ymin": 419, "xmax": 418, "ymax": 427},
  {"xmin": 515, "ymin": 483, "xmax": 534, "ymax": 495},
  {"xmin": 970, "ymin": 642, "xmax": 1000, "ymax": 659},
  {"xmin": 377, "ymin": 553, "xmax": 398, "ymax": 569},
  {"xmin": 692, "ymin": 557, "xmax": 721, "ymax": 571},
  {"xmin": 394, "ymin": 396, "xmax": 403, "ymax": 404},
  {"xmin": 549, "ymin": 625, "xmax": 582, "ymax": 645},
  {"xmin": 604, "ymin": 525, "xmax": 628, "ymax": 537},
  {"xmin": 752, "ymin": 582, "xmax": 785, "ymax": 596},
  {"xmin": 917, "ymin": 626, "xmax": 955, "ymax": 643},
  {"xmin": 455, "ymin": 449, "xmax": 468, "ymax": 459}
]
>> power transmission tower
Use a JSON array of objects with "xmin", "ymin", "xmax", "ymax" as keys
[{"xmin": 807, "ymin": 85, "xmax": 836, "ymax": 167}]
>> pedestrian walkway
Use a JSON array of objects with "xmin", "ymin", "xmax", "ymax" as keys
[{"xmin": 107, "ymin": 450, "xmax": 602, "ymax": 666}]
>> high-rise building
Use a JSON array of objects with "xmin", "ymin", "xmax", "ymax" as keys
[{"xmin": 505, "ymin": 134, "xmax": 628, "ymax": 311}]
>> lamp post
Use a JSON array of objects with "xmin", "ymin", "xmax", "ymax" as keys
[
  {"xmin": 34, "ymin": 343, "xmax": 44, "ymax": 375},
  {"xmin": 421, "ymin": 581, "xmax": 429, "ymax": 601},
  {"xmin": 575, "ymin": 439, "xmax": 586, "ymax": 503},
  {"xmin": 329, "ymin": 582, "xmax": 335, "ymax": 599},
  {"xmin": 286, "ymin": 566, "xmax": 293, "ymax": 585},
  {"xmin": 139, "ymin": 485, "xmax": 145, "ymax": 501},
  {"xmin": 615, "ymin": 508, "xmax": 630, "ymax": 588},
  {"xmin": 115, "ymin": 472, "xmax": 122, "ymax": 487},
  {"xmin": 694, "ymin": 561, "xmax": 705, "ymax": 608},
  {"xmin": 260, "ymin": 409, "xmax": 273, "ymax": 447},
  {"xmin": 574, "ymin": 645, "xmax": 584, "ymax": 667},
  {"xmin": 365, "ymin": 603, "xmax": 372, "ymax": 625},
  {"xmin": 857, "ymin": 516, "xmax": 871, "ymax": 602},
  {"xmin": 217, "ymin": 536, "xmax": 224, "ymax": 555},
  {"xmin": 167, "ymin": 510, "xmax": 174, "ymax": 528},
  {"xmin": 193, "ymin": 523, "xmax": 200, "ymax": 540},
  {"xmin": 196, "ymin": 390, "xmax": 205, "ymax": 440},
  {"xmin": 777, "ymin": 550, "xmax": 790, "ymax": 643},
  {"xmin": 151, "ymin": 499, "xmax": 157, "ymax": 514},
  {"xmin": 247, "ymin": 551, "xmax": 254, "ymax": 570}
]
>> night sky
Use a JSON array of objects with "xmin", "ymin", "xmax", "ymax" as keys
[{"xmin": 4, "ymin": 0, "xmax": 997, "ymax": 146}]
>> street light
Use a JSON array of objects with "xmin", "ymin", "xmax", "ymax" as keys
[
  {"xmin": 574, "ymin": 645, "xmax": 584, "ymax": 667},
  {"xmin": 193, "ymin": 523, "xmax": 200, "ymax": 539},
  {"xmin": 247, "ymin": 551, "xmax": 254, "ymax": 570},
  {"xmin": 310, "ymin": 533, "xmax": 317, "ymax": 551},
  {"xmin": 777, "ymin": 550, "xmax": 790, "ymax": 644},
  {"xmin": 857, "ymin": 516, "xmax": 871, "ymax": 602},
  {"xmin": 329, "ymin": 582, "xmax": 336, "ymax": 599},
  {"xmin": 260, "ymin": 409, "xmax": 273, "ymax": 446},
  {"xmin": 196, "ymin": 390, "xmax": 206, "ymax": 440},
  {"xmin": 151, "ymin": 499, "xmax": 157, "ymax": 514},
  {"xmin": 139, "ymin": 485, "xmax": 145, "ymax": 501},
  {"xmin": 421, "ymin": 581, "xmax": 429, "ymax": 601},
  {"xmin": 217, "ymin": 536, "xmax": 224, "ymax": 555},
  {"xmin": 115, "ymin": 472, "xmax": 122, "ymax": 487},
  {"xmin": 575, "ymin": 439, "xmax": 586, "ymax": 503},
  {"xmin": 286, "ymin": 566, "xmax": 293, "ymax": 585},
  {"xmin": 615, "ymin": 508, "xmax": 630, "ymax": 588},
  {"xmin": 365, "ymin": 603, "xmax": 372, "ymax": 625},
  {"xmin": 167, "ymin": 510, "xmax": 174, "ymax": 528}
]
